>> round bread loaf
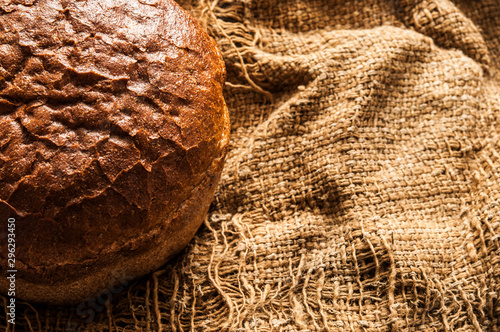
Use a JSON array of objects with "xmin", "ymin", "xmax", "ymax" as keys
[{"xmin": 0, "ymin": 0, "xmax": 229, "ymax": 304}]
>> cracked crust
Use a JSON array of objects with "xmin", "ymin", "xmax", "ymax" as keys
[{"xmin": 0, "ymin": 0, "xmax": 229, "ymax": 304}]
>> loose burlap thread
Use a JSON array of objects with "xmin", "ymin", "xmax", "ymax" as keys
[{"xmin": 1, "ymin": 0, "xmax": 500, "ymax": 331}]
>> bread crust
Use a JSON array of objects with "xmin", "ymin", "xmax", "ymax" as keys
[{"xmin": 0, "ymin": 0, "xmax": 229, "ymax": 304}]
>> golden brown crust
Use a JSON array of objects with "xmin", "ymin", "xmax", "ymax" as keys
[{"xmin": 0, "ymin": 0, "xmax": 229, "ymax": 304}]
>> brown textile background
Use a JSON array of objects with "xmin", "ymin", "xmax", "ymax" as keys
[{"xmin": 1, "ymin": 0, "xmax": 500, "ymax": 330}]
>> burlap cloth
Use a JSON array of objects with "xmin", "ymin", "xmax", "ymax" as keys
[{"xmin": 1, "ymin": 0, "xmax": 500, "ymax": 330}]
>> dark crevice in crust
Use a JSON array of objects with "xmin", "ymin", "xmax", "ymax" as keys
[{"xmin": 15, "ymin": 116, "xmax": 59, "ymax": 149}]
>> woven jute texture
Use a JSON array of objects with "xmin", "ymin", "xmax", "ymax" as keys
[{"xmin": 1, "ymin": 0, "xmax": 500, "ymax": 331}]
